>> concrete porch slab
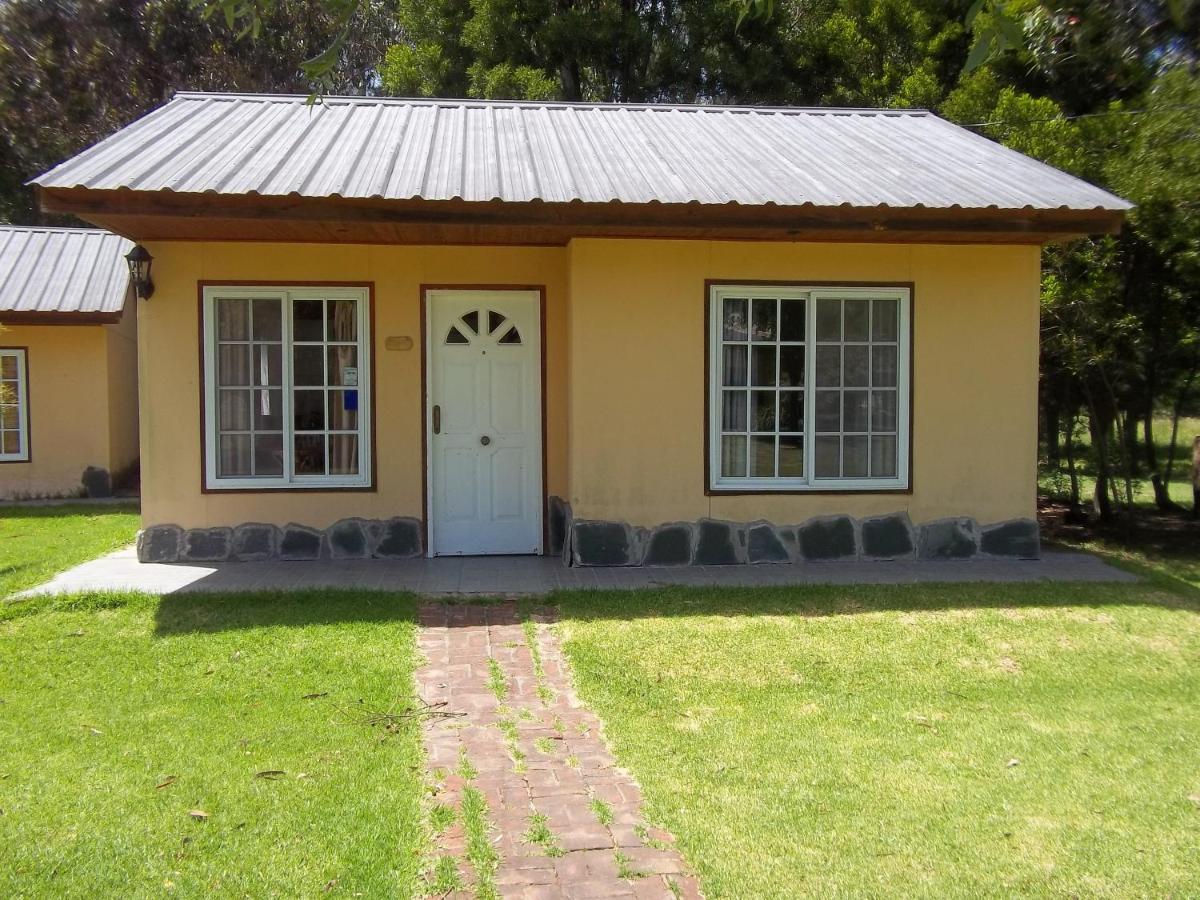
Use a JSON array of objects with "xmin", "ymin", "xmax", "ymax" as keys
[{"xmin": 18, "ymin": 545, "xmax": 1137, "ymax": 597}]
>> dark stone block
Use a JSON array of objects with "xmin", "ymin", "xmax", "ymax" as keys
[
  {"xmin": 548, "ymin": 496, "xmax": 571, "ymax": 558},
  {"xmin": 573, "ymin": 521, "xmax": 633, "ymax": 566},
  {"xmin": 369, "ymin": 518, "xmax": 423, "ymax": 559},
  {"xmin": 182, "ymin": 527, "xmax": 231, "ymax": 562},
  {"xmin": 279, "ymin": 523, "xmax": 323, "ymax": 560},
  {"xmin": 232, "ymin": 523, "xmax": 277, "ymax": 561},
  {"xmin": 918, "ymin": 518, "xmax": 978, "ymax": 559},
  {"xmin": 981, "ymin": 519, "xmax": 1040, "ymax": 559},
  {"xmin": 694, "ymin": 520, "xmax": 739, "ymax": 565},
  {"xmin": 798, "ymin": 516, "xmax": 857, "ymax": 561},
  {"xmin": 137, "ymin": 525, "xmax": 182, "ymax": 563},
  {"xmin": 329, "ymin": 518, "xmax": 369, "ymax": 559},
  {"xmin": 644, "ymin": 525, "xmax": 692, "ymax": 566},
  {"xmin": 861, "ymin": 513, "xmax": 914, "ymax": 559},
  {"xmin": 747, "ymin": 524, "xmax": 789, "ymax": 564},
  {"xmin": 80, "ymin": 466, "xmax": 112, "ymax": 499}
]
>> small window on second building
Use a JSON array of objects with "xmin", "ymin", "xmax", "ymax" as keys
[{"xmin": 0, "ymin": 348, "xmax": 29, "ymax": 463}]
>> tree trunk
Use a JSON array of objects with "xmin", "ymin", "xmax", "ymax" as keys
[
  {"xmin": 1064, "ymin": 412, "xmax": 1083, "ymax": 518},
  {"xmin": 1088, "ymin": 410, "xmax": 1114, "ymax": 521},
  {"xmin": 1193, "ymin": 436, "xmax": 1200, "ymax": 520},
  {"xmin": 1044, "ymin": 400, "xmax": 1061, "ymax": 467}
]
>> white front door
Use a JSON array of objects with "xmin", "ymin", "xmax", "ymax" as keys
[{"xmin": 427, "ymin": 290, "xmax": 543, "ymax": 556}]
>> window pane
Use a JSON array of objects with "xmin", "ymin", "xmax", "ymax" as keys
[
  {"xmin": 498, "ymin": 326, "xmax": 522, "ymax": 345},
  {"xmin": 218, "ymin": 345, "xmax": 250, "ymax": 386},
  {"xmin": 721, "ymin": 435, "xmax": 746, "ymax": 477},
  {"xmin": 293, "ymin": 390, "xmax": 325, "ymax": 430},
  {"xmin": 779, "ymin": 436, "xmax": 804, "ymax": 477},
  {"xmin": 217, "ymin": 299, "xmax": 249, "ymax": 340},
  {"xmin": 815, "ymin": 390, "xmax": 840, "ymax": 432},
  {"xmin": 871, "ymin": 435, "xmax": 898, "ymax": 477},
  {"xmin": 722, "ymin": 345, "xmax": 747, "ymax": 386},
  {"xmin": 751, "ymin": 346, "xmax": 776, "ymax": 386},
  {"xmin": 843, "ymin": 391, "xmax": 869, "ymax": 432},
  {"xmin": 751, "ymin": 391, "xmax": 776, "ymax": 432},
  {"xmin": 844, "ymin": 345, "xmax": 869, "ymax": 387},
  {"xmin": 218, "ymin": 390, "xmax": 250, "ymax": 431},
  {"xmin": 780, "ymin": 299, "xmax": 805, "ymax": 342},
  {"xmin": 254, "ymin": 433, "xmax": 284, "ymax": 476},
  {"xmin": 0, "ymin": 404, "xmax": 16, "ymax": 429},
  {"xmin": 843, "ymin": 435, "xmax": 869, "ymax": 477},
  {"xmin": 254, "ymin": 389, "xmax": 283, "ymax": 430},
  {"xmin": 218, "ymin": 433, "xmax": 251, "ymax": 476},
  {"xmin": 252, "ymin": 299, "xmax": 282, "ymax": 341},
  {"xmin": 328, "ymin": 346, "xmax": 359, "ymax": 386},
  {"xmin": 873, "ymin": 299, "xmax": 899, "ymax": 341},
  {"xmin": 816, "ymin": 299, "xmax": 841, "ymax": 340},
  {"xmin": 872, "ymin": 390, "xmax": 897, "ymax": 432},
  {"xmin": 1, "ymin": 356, "xmax": 16, "ymax": 379},
  {"xmin": 872, "ymin": 345, "xmax": 898, "ymax": 387},
  {"xmin": 779, "ymin": 346, "xmax": 805, "ymax": 387},
  {"xmin": 489, "ymin": 310, "xmax": 506, "ymax": 334},
  {"xmin": 723, "ymin": 298, "xmax": 747, "ymax": 340},
  {"xmin": 844, "ymin": 299, "xmax": 870, "ymax": 341},
  {"xmin": 2, "ymin": 430, "xmax": 18, "ymax": 455},
  {"xmin": 461, "ymin": 310, "xmax": 479, "ymax": 335},
  {"xmin": 293, "ymin": 345, "xmax": 325, "ymax": 386},
  {"xmin": 722, "ymin": 390, "xmax": 747, "ymax": 432},
  {"xmin": 814, "ymin": 435, "xmax": 840, "ymax": 477},
  {"xmin": 751, "ymin": 299, "xmax": 776, "ymax": 342},
  {"xmin": 815, "ymin": 345, "xmax": 841, "ymax": 387},
  {"xmin": 329, "ymin": 391, "xmax": 359, "ymax": 430},
  {"xmin": 294, "ymin": 434, "xmax": 326, "ymax": 475},
  {"xmin": 255, "ymin": 344, "xmax": 282, "ymax": 387},
  {"xmin": 779, "ymin": 391, "xmax": 803, "ymax": 432},
  {"xmin": 329, "ymin": 434, "xmax": 360, "ymax": 475},
  {"xmin": 293, "ymin": 299, "xmax": 324, "ymax": 341},
  {"xmin": 750, "ymin": 435, "xmax": 775, "ymax": 477}
]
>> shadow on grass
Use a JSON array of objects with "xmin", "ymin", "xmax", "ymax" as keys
[
  {"xmin": 0, "ymin": 502, "xmax": 139, "ymax": 520},
  {"xmin": 152, "ymin": 589, "xmax": 421, "ymax": 636},
  {"xmin": 536, "ymin": 573, "xmax": 1200, "ymax": 625}
]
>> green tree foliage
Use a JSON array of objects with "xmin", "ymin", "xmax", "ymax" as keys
[{"xmin": 378, "ymin": 0, "xmax": 974, "ymax": 104}]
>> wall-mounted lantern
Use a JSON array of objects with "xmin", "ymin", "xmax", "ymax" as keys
[{"xmin": 125, "ymin": 244, "xmax": 155, "ymax": 300}]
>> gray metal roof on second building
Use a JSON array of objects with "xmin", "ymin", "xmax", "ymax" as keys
[
  {"xmin": 32, "ymin": 92, "xmax": 1129, "ymax": 213},
  {"xmin": 0, "ymin": 226, "xmax": 132, "ymax": 315}
]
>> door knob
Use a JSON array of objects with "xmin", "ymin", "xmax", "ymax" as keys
[{"xmin": 480, "ymin": 435, "xmax": 491, "ymax": 446}]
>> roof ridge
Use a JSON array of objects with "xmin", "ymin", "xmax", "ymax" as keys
[
  {"xmin": 169, "ymin": 91, "xmax": 933, "ymax": 117},
  {"xmin": 0, "ymin": 225, "xmax": 123, "ymax": 235}
]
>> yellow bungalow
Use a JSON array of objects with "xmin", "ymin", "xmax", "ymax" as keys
[
  {"xmin": 0, "ymin": 226, "xmax": 138, "ymax": 500},
  {"xmin": 31, "ymin": 93, "xmax": 1129, "ymax": 564}
]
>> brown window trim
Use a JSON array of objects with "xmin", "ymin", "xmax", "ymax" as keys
[
  {"xmin": 702, "ymin": 279, "xmax": 915, "ymax": 497},
  {"xmin": 197, "ymin": 281, "xmax": 378, "ymax": 495},
  {"xmin": 0, "ymin": 346, "xmax": 31, "ymax": 465}
]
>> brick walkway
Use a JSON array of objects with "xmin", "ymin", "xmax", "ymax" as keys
[{"xmin": 416, "ymin": 602, "xmax": 702, "ymax": 899}]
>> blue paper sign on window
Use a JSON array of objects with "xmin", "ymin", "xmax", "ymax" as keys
[{"xmin": 344, "ymin": 390, "xmax": 358, "ymax": 411}]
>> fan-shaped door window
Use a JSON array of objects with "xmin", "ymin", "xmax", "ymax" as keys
[{"xmin": 444, "ymin": 309, "xmax": 522, "ymax": 346}]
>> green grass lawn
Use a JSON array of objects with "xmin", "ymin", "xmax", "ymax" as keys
[
  {"xmin": 0, "ymin": 504, "xmax": 140, "ymax": 598},
  {"xmin": 0, "ymin": 591, "xmax": 426, "ymax": 898},
  {"xmin": 556, "ymin": 578, "xmax": 1200, "ymax": 898}
]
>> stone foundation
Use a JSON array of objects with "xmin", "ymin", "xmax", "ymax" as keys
[
  {"xmin": 137, "ymin": 517, "xmax": 424, "ymax": 563},
  {"xmin": 570, "ymin": 513, "xmax": 1040, "ymax": 566}
]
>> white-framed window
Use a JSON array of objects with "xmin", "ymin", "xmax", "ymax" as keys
[
  {"xmin": 0, "ymin": 348, "xmax": 30, "ymax": 463},
  {"xmin": 202, "ymin": 286, "xmax": 372, "ymax": 490},
  {"xmin": 709, "ymin": 284, "xmax": 910, "ymax": 492}
]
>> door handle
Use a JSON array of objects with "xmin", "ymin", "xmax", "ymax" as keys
[{"xmin": 432, "ymin": 405, "xmax": 441, "ymax": 434}]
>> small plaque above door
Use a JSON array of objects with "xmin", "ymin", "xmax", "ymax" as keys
[{"xmin": 385, "ymin": 336, "xmax": 413, "ymax": 351}]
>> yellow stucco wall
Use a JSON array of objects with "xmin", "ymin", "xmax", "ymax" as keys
[
  {"xmin": 105, "ymin": 296, "xmax": 140, "ymax": 477},
  {"xmin": 138, "ymin": 242, "xmax": 568, "ymax": 529},
  {"xmin": 137, "ymin": 238, "xmax": 1039, "ymax": 533},
  {"xmin": 0, "ymin": 318, "xmax": 134, "ymax": 499},
  {"xmin": 566, "ymin": 239, "xmax": 1042, "ymax": 528}
]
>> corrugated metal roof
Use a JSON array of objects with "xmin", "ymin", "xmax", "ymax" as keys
[
  {"xmin": 0, "ymin": 227, "xmax": 132, "ymax": 315},
  {"xmin": 32, "ymin": 92, "xmax": 1130, "ymax": 212}
]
